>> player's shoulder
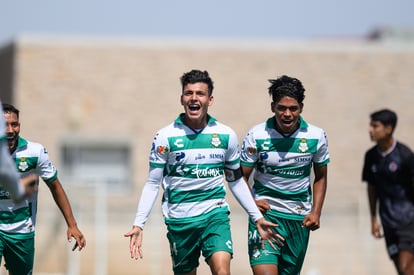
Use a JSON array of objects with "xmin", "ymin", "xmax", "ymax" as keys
[
  {"xmin": 243, "ymin": 121, "xmax": 266, "ymax": 136},
  {"xmin": 396, "ymin": 141, "xmax": 413, "ymax": 152},
  {"xmin": 21, "ymin": 138, "xmax": 44, "ymax": 150},
  {"xmin": 396, "ymin": 141, "xmax": 414, "ymax": 159},
  {"xmin": 212, "ymin": 120, "xmax": 236, "ymax": 133},
  {"xmin": 305, "ymin": 121, "xmax": 326, "ymax": 133},
  {"xmin": 364, "ymin": 145, "xmax": 378, "ymax": 158},
  {"xmin": 19, "ymin": 137, "xmax": 48, "ymax": 156},
  {"xmin": 155, "ymin": 121, "xmax": 177, "ymax": 135}
]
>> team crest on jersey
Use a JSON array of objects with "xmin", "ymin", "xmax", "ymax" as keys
[
  {"xmin": 18, "ymin": 157, "xmax": 29, "ymax": 171},
  {"xmin": 211, "ymin": 134, "xmax": 221, "ymax": 147},
  {"xmin": 298, "ymin": 138, "xmax": 308, "ymax": 153},
  {"xmin": 388, "ymin": 161, "xmax": 398, "ymax": 172}
]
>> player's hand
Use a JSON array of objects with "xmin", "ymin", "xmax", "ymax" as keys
[
  {"xmin": 124, "ymin": 226, "xmax": 143, "ymax": 259},
  {"xmin": 21, "ymin": 174, "xmax": 38, "ymax": 197},
  {"xmin": 255, "ymin": 199, "xmax": 270, "ymax": 213},
  {"xmin": 67, "ymin": 225, "xmax": 86, "ymax": 251},
  {"xmin": 371, "ymin": 218, "xmax": 383, "ymax": 239},
  {"xmin": 255, "ymin": 218, "xmax": 284, "ymax": 250},
  {"xmin": 12, "ymin": 174, "xmax": 38, "ymax": 203},
  {"xmin": 302, "ymin": 212, "xmax": 321, "ymax": 231}
]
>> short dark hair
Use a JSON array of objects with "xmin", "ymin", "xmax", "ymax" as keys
[
  {"xmin": 268, "ymin": 75, "xmax": 305, "ymax": 104},
  {"xmin": 370, "ymin": 109, "xmax": 397, "ymax": 130},
  {"xmin": 180, "ymin": 70, "xmax": 214, "ymax": 96},
  {"xmin": 2, "ymin": 103, "xmax": 19, "ymax": 119}
]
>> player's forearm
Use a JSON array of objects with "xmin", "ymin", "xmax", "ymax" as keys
[
  {"xmin": 312, "ymin": 165, "xmax": 328, "ymax": 216},
  {"xmin": 133, "ymin": 167, "xmax": 163, "ymax": 229},
  {"xmin": 49, "ymin": 180, "xmax": 79, "ymax": 227},
  {"xmin": 367, "ymin": 184, "xmax": 378, "ymax": 218},
  {"xmin": 228, "ymin": 177, "xmax": 263, "ymax": 222},
  {"xmin": 312, "ymin": 179, "xmax": 327, "ymax": 216}
]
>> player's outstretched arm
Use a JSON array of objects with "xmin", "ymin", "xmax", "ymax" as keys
[{"xmin": 124, "ymin": 226, "xmax": 144, "ymax": 259}]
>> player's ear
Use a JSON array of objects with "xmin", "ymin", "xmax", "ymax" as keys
[
  {"xmin": 208, "ymin": 95, "xmax": 214, "ymax": 106},
  {"xmin": 384, "ymin": 124, "xmax": 393, "ymax": 135},
  {"xmin": 270, "ymin": 102, "xmax": 275, "ymax": 113}
]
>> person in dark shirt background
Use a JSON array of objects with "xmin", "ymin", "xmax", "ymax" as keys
[{"xmin": 362, "ymin": 109, "xmax": 414, "ymax": 275}]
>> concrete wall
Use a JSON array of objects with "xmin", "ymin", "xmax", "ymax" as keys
[{"xmin": 1, "ymin": 36, "xmax": 414, "ymax": 274}]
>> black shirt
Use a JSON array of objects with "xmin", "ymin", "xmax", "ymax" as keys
[{"xmin": 362, "ymin": 142, "xmax": 414, "ymax": 228}]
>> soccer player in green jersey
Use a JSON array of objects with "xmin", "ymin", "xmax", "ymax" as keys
[
  {"xmin": 125, "ymin": 69, "xmax": 283, "ymax": 275},
  {"xmin": 240, "ymin": 75, "xmax": 330, "ymax": 275},
  {"xmin": 1, "ymin": 103, "xmax": 86, "ymax": 274}
]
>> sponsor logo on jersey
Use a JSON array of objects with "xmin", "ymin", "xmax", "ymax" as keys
[
  {"xmin": 261, "ymin": 141, "xmax": 270, "ymax": 151},
  {"xmin": 259, "ymin": 152, "xmax": 269, "ymax": 161},
  {"xmin": 0, "ymin": 188, "xmax": 11, "ymax": 199},
  {"xmin": 295, "ymin": 156, "xmax": 311, "ymax": 163},
  {"xmin": 195, "ymin": 153, "xmax": 205, "ymax": 161},
  {"xmin": 295, "ymin": 205, "xmax": 305, "ymax": 214},
  {"xmin": 175, "ymin": 152, "xmax": 185, "ymax": 161},
  {"xmin": 269, "ymin": 167, "xmax": 305, "ymax": 176},
  {"xmin": 156, "ymin": 145, "xmax": 168, "ymax": 156},
  {"xmin": 174, "ymin": 138, "xmax": 184, "ymax": 148},
  {"xmin": 175, "ymin": 165, "xmax": 190, "ymax": 176},
  {"xmin": 247, "ymin": 147, "xmax": 256, "ymax": 155},
  {"xmin": 209, "ymin": 153, "xmax": 224, "ymax": 160},
  {"xmin": 192, "ymin": 167, "xmax": 221, "ymax": 178},
  {"xmin": 226, "ymin": 240, "xmax": 232, "ymax": 250}
]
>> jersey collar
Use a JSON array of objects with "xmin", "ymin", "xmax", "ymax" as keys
[
  {"xmin": 175, "ymin": 113, "xmax": 217, "ymax": 126},
  {"xmin": 265, "ymin": 115, "xmax": 308, "ymax": 131},
  {"xmin": 16, "ymin": 136, "xmax": 28, "ymax": 149}
]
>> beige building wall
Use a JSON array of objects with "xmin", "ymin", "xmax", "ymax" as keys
[{"xmin": 1, "ymin": 36, "xmax": 414, "ymax": 274}]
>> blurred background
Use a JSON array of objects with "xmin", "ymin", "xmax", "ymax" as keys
[{"xmin": 1, "ymin": 1, "xmax": 414, "ymax": 274}]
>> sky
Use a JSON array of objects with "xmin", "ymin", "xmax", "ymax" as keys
[{"xmin": 1, "ymin": 0, "xmax": 414, "ymax": 45}]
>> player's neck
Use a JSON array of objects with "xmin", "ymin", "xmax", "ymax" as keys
[{"xmin": 377, "ymin": 137, "xmax": 395, "ymax": 153}]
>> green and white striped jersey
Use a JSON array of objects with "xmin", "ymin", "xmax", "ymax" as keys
[
  {"xmin": 0, "ymin": 137, "xmax": 58, "ymax": 236},
  {"xmin": 241, "ymin": 117, "xmax": 330, "ymax": 221},
  {"xmin": 150, "ymin": 114, "xmax": 240, "ymax": 224}
]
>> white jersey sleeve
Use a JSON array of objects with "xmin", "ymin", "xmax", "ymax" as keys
[
  {"xmin": 313, "ymin": 130, "xmax": 330, "ymax": 166},
  {"xmin": 224, "ymin": 128, "xmax": 241, "ymax": 169},
  {"xmin": 228, "ymin": 177, "xmax": 263, "ymax": 222},
  {"xmin": 240, "ymin": 127, "xmax": 259, "ymax": 166},
  {"xmin": 35, "ymin": 144, "xmax": 58, "ymax": 184},
  {"xmin": 133, "ymin": 166, "xmax": 163, "ymax": 229}
]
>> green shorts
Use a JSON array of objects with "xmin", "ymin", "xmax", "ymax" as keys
[
  {"xmin": 248, "ymin": 211, "xmax": 309, "ymax": 275},
  {"xmin": 166, "ymin": 209, "xmax": 233, "ymax": 274},
  {"xmin": 0, "ymin": 231, "xmax": 35, "ymax": 275}
]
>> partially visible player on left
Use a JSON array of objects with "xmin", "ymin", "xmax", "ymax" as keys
[{"xmin": 0, "ymin": 103, "xmax": 86, "ymax": 275}]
